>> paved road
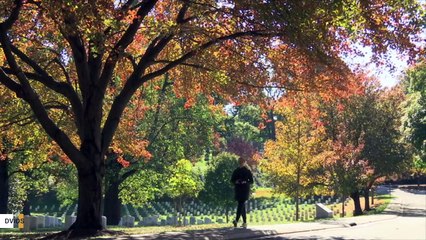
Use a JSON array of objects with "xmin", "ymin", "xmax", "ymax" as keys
[{"xmin": 259, "ymin": 188, "xmax": 426, "ymax": 240}]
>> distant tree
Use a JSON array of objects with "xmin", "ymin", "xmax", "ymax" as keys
[
  {"xmin": 220, "ymin": 104, "xmax": 267, "ymax": 167},
  {"xmin": 262, "ymin": 93, "xmax": 326, "ymax": 220},
  {"xmin": 0, "ymin": 123, "xmax": 51, "ymax": 213},
  {"xmin": 402, "ymin": 62, "xmax": 426, "ymax": 184},
  {"xmin": 164, "ymin": 159, "xmax": 203, "ymax": 226},
  {"xmin": 102, "ymin": 83, "xmax": 222, "ymax": 225},
  {"xmin": 319, "ymin": 125, "xmax": 368, "ymax": 216},
  {"xmin": 321, "ymin": 76, "xmax": 411, "ymax": 214},
  {"xmin": 0, "ymin": 0, "xmax": 423, "ymax": 235},
  {"xmin": 200, "ymin": 152, "xmax": 238, "ymax": 223}
]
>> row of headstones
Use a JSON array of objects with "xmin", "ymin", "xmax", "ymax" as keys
[
  {"xmin": 30, "ymin": 204, "xmax": 76, "ymax": 220},
  {"xmin": 250, "ymin": 208, "xmax": 315, "ymax": 221},
  {"xmin": 136, "ymin": 205, "xmax": 217, "ymax": 219},
  {"xmin": 132, "ymin": 215, "xmax": 225, "ymax": 227},
  {"xmin": 64, "ymin": 215, "xmax": 107, "ymax": 229},
  {"xmin": 252, "ymin": 206, "xmax": 315, "ymax": 217},
  {"xmin": 135, "ymin": 200, "xmax": 215, "ymax": 217},
  {"xmin": 19, "ymin": 215, "xmax": 63, "ymax": 232}
]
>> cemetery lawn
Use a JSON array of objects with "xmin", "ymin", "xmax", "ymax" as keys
[{"xmin": 0, "ymin": 194, "xmax": 392, "ymax": 239}]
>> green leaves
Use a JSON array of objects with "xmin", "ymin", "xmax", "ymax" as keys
[
  {"xmin": 402, "ymin": 62, "xmax": 426, "ymax": 176},
  {"xmin": 119, "ymin": 169, "xmax": 163, "ymax": 207},
  {"xmin": 164, "ymin": 159, "xmax": 203, "ymax": 199},
  {"xmin": 201, "ymin": 152, "xmax": 238, "ymax": 208}
]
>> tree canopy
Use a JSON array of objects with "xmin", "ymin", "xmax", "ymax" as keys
[{"xmin": 0, "ymin": 0, "xmax": 424, "ymax": 235}]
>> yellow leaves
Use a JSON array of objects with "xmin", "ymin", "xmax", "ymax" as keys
[
  {"xmin": 262, "ymin": 92, "xmax": 330, "ymax": 196},
  {"xmin": 19, "ymin": 162, "xmax": 34, "ymax": 171},
  {"xmin": 210, "ymin": 70, "xmax": 230, "ymax": 86}
]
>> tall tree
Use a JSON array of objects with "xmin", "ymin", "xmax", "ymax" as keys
[
  {"xmin": 200, "ymin": 152, "xmax": 238, "ymax": 223},
  {"xmin": 103, "ymin": 82, "xmax": 222, "ymax": 225},
  {"xmin": 262, "ymin": 93, "xmax": 326, "ymax": 220},
  {"xmin": 0, "ymin": 0, "xmax": 423, "ymax": 236},
  {"xmin": 164, "ymin": 158, "xmax": 203, "ymax": 226},
  {"xmin": 0, "ymin": 88, "xmax": 52, "ymax": 214},
  {"xmin": 361, "ymin": 86, "xmax": 411, "ymax": 210},
  {"xmin": 321, "ymin": 76, "xmax": 411, "ymax": 214},
  {"xmin": 402, "ymin": 62, "xmax": 426, "ymax": 184}
]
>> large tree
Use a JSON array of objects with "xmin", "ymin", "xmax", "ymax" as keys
[
  {"xmin": 200, "ymin": 152, "xmax": 238, "ymax": 223},
  {"xmin": 402, "ymin": 62, "xmax": 426, "ymax": 184},
  {"xmin": 0, "ymin": 0, "xmax": 423, "ymax": 236},
  {"xmin": 0, "ymin": 86, "xmax": 53, "ymax": 214},
  {"xmin": 103, "ymin": 83, "xmax": 222, "ymax": 225},
  {"xmin": 262, "ymin": 93, "xmax": 327, "ymax": 221},
  {"xmin": 321, "ymin": 77, "xmax": 411, "ymax": 215}
]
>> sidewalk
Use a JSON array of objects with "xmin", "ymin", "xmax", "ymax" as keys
[{"xmin": 111, "ymin": 188, "xmax": 409, "ymax": 240}]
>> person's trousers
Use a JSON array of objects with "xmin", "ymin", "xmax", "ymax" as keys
[{"xmin": 236, "ymin": 200, "xmax": 246, "ymax": 223}]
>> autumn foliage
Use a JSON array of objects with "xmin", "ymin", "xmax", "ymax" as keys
[{"xmin": 0, "ymin": 0, "xmax": 424, "ymax": 235}]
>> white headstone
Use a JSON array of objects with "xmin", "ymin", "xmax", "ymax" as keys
[
  {"xmin": 123, "ymin": 215, "xmax": 135, "ymax": 227},
  {"xmin": 65, "ymin": 215, "xmax": 76, "ymax": 229},
  {"xmin": 190, "ymin": 216, "xmax": 196, "ymax": 225},
  {"xmin": 315, "ymin": 203, "xmax": 333, "ymax": 219},
  {"xmin": 23, "ymin": 215, "xmax": 32, "ymax": 232},
  {"xmin": 36, "ymin": 216, "xmax": 45, "ymax": 228},
  {"xmin": 101, "ymin": 216, "xmax": 107, "ymax": 228},
  {"xmin": 204, "ymin": 217, "xmax": 212, "ymax": 224},
  {"xmin": 30, "ymin": 216, "xmax": 38, "ymax": 230},
  {"xmin": 44, "ymin": 216, "xmax": 52, "ymax": 227}
]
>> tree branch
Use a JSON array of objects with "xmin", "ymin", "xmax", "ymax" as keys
[
  {"xmin": 101, "ymin": 34, "xmax": 174, "ymax": 153},
  {"xmin": 176, "ymin": 1, "xmax": 190, "ymax": 24},
  {"xmin": 140, "ymin": 30, "xmax": 269, "ymax": 83},
  {"xmin": 102, "ymin": 30, "xmax": 267, "ymax": 153},
  {"xmin": 0, "ymin": 114, "xmax": 35, "ymax": 129},
  {"xmin": 0, "ymin": 68, "xmax": 23, "ymax": 95},
  {"xmin": 97, "ymin": 0, "xmax": 158, "ymax": 99},
  {"xmin": 9, "ymin": 45, "xmax": 83, "ymax": 115},
  {"xmin": 153, "ymin": 60, "xmax": 213, "ymax": 71},
  {"xmin": 0, "ymin": 0, "xmax": 23, "ymax": 31},
  {"xmin": 0, "ymin": 29, "xmax": 86, "ymax": 168}
]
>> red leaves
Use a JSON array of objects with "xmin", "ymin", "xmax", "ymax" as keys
[
  {"xmin": 117, "ymin": 155, "xmax": 130, "ymax": 168},
  {"xmin": 184, "ymin": 98, "xmax": 193, "ymax": 109}
]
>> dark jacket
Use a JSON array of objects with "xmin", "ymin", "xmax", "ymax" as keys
[{"xmin": 230, "ymin": 166, "xmax": 254, "ymax": 201}]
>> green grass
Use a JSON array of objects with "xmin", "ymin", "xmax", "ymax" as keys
[
  {"xmin": 110, "ymin": 223, "xmax": 230, "ymax": 235},
  {"xmin": 365, "ymin": 194, "xmax": 393, "ymax": 215},
  {"xmin": 1, "ymin": 193, "xmax": 393, "ymax": 239},
  {"xmin": 0, "ymin": 228, "xmax": 59, "ymax": 240}
]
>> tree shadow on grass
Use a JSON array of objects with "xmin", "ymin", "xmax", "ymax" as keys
[{"xmin": 87, "ymin": 227, "xmax": 280, "ymax": 240}]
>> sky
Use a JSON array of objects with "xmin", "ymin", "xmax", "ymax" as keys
[
  {"xmin": 345, "ymin": 0, "xmax": 425, "ymax": 88},
  {"xmin": 344, "ymin": 47, "xmax": 410, "ymax": 88}
]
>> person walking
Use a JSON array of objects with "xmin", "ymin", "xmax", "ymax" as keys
[{"xmin": 231, "ymin": 157, "xmax": 253, "ymax": 228}]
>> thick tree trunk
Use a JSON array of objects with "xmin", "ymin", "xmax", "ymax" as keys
[
  {"xmin": 350, "ymin": 190, "xmax": 363, "ymax": 216},
  {"xmin": 363, "ymin": 188, "xmax": 371, "ymax": 211},
  {"xmin": 103, "ymin": 180, "xmax": 121, "ymax": 225},
  {"xmin": 295, "ymin": 196, "xmax": 300, "ymax": 221},
  {"xmin": 267, "ymin": 109, "xmax": 276, "ymax": 140},
  {"xmin": 0, "ymin": 159, "xmax": 9, "ymax": 214},
  {"xmin": 69, "ymin": 165, "xmax": 104, "ymax": 233}
]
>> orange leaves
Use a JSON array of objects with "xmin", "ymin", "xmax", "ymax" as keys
[
  {"xmin": 183, "ymin": 98, "xmax": 195, "ymax": 109},
  {"xmin": 117, "ymin": 155, "xmax": 130, "ymax": 168},
  {"xmin": 124, "ymin": 9, "xmax": 139, "ymax": 23},
  {"xmin": 110, "ymin": 139, "xmax": 152, "ymax": 168}
]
